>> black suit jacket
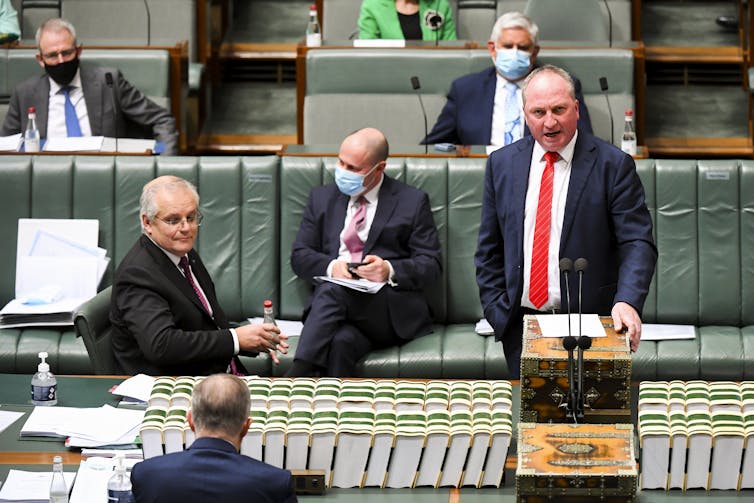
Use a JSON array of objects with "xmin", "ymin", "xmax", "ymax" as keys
[
  {"xmin": 1, "ymin": 63, "xmax": 178, "ymax": 154},
  {"xmin": 110, "ymin": 235, "xmax": 237, "ymax": 376},
  {"xmin": 290, "ymin": 175, "xmax": 442, "ymax": 339},
  {"xmin": 131, "ymin": 437, "xmax": 298, "ymax": 503},
  {"xmin": 423, "ymin": 66, "xmax": 593, "ymax": 145}
]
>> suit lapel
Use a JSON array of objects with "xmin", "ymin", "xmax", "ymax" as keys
[
  {"xmin": 328, "ymin": 190, "xmax": 349, "ymax": 255},
  {"xmin": 141, "ymin": 235, "xmax": 214, "ymax": 321},
  {"xmin": 511, "ymin": 138, "xmax": 534, "ymax": 255},
  {"xmin": 80, "ymin": 65, "xmax": 102, "ymax": 135},
  {"xmin": 480, "ymin": 67, "xmax": 497, "ymax": 145},
  {"xmin": 560, "ymin": 133, "xmax": 598, "ymax": 252},
  {"xmin": 363, "ymin": 176, "xmax": 398, "ymax": 254}
]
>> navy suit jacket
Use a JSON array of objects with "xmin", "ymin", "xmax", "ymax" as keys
[
  {"xmin": 291, "ymin": 175, "xmax": 442, "ymax": 339},
  {"xmin": 1, "ymin": 64, "xmax": 178, "ymax": 154},
  {"xmin": 131, "ymin": 437, "xmax": 297, "ymax": 503},
  {"xmin": 474, "ymin": 131, "xmax": 656, "ymax": 346},
  {"xmin": 423, "ymin": 66, "xmax": 593, "ymax": 145},
  {"xmin": 110, "ymin": 235, "xmax": 241, "ymax": 376}
]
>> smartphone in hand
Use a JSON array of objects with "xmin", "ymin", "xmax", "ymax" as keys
[{"xmin": 347, "ymin": 262, "xmax": 366, "ymax": 278}]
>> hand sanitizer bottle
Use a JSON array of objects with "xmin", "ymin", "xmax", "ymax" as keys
[
  {"xmin": 31, "ymin": 351, "xmax": 57, "ymax": 406},
  {"xmin": 107, "ymin": 453, "xmax": 134, "ymax": 502}
]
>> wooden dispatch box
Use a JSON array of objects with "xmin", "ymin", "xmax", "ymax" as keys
[
  {"xmin": 516, "ymin": 422, "xmax": 637, "ymax": 503},
  {"xmin": 520, "ymin": 315, "xmax": 631, "ymax": 424}
]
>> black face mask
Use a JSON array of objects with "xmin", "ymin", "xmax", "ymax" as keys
[{"xmin": 44, "ymin": 56, "xmax": 79, "ymax": 86}]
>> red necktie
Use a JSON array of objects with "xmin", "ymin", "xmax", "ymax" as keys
[
  {"xmin": 529, "ymin": 151, "xmax": 558, "ymax": 309},
  {"xmin": 343, "ymin": 196, "xmax": 368, "ymax": 262}
]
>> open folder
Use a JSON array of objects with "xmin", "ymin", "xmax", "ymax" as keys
[{"xmin": 0, "ymin": 219, "xmax": 109, "ymax": 328}]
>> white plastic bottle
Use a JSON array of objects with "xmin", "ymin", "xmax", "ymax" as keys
[
  {"xmin": 621, "ymin": 109, "xmax": 637, "ymax": 156},
  {"xmin": 306, "ymin": 4, "xmax": 321, "ymax": 47},
  {"xmin": 49, "ymin": 455, "xmax": 69, "ymax": 503},
  {"xmin": 31, "ymin": 351, "xmax": 57, "ymax": 406},
  {"xmin": 107, "ymin": 454, "xmax": 134, "ymax": 503},
  {"xmin": 24, "ymin": 106, "xmax": 40, "ymax": 153}
]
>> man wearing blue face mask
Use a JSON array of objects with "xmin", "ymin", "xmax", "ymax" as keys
[
  {"xmin": 423, "ymin": 11, "xmax": 592, "ymax": 147},
  {"xmin": 287, "ymin": 127, "xmax": 442, "ymax": 377}
]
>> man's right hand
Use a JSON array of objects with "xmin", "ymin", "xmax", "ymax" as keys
[
  {"xmin": 332, "ymin": 260, "xmax": 355, "ymax": 279},
  {"xmin": 236, "ymin": 324, "xmax": 289, "ymax": 364}
]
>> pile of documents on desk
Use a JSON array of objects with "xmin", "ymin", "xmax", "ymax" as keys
[{"xmin": 0, "ymin": 219, "xmax": 109, "ymax": 328}]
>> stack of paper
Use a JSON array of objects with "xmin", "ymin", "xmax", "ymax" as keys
[
  {"xmin": 0, "ymin": 470, "xmax": 76, "ymax": 503},
  {"xmin": 0, "ymin": 133, "xmax": 22, "ymax": 152},
  {"xmin": 0, "ymin": 219, "xmax": 109, "ymax": 327}
]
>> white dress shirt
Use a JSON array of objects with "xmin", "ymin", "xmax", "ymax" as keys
[
  {"xmin": 45, "ymin": 70, "xmax": 93, "ymax": 138},
  {"xmin": 490, "ymin": 73, "xmax": 523, "ymax": 147},
  {"xmin": 520, "ymin": 131, "xmax": 579, "ymax": 311}
]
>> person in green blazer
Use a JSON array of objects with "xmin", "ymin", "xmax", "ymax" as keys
[{"xmin": 358, "ymin": 0, "xmax": 457, "ymax": 41}]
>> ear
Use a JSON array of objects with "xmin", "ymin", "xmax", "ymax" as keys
[
  {"xmin": 141, "ymin": 213, "xmax": 152, "ymax": 234},
  {"xmin": 487, "ymin": 40, "xmax": 496, "ymax": 59},
  {"xmin": 35, "ymin": 53, "xmax": 45, "ymax": 68},
  {"xmin": 530, "ymin": 45, "xmax": 540, "ymax": 60},
  {"xmin": 238, "ymin": 417, "xmax": 251, "ymax": 442},
  {"xmin": 187, "ymin": 410, "xmax": 196, "ymax": 432},
  {"xmin": 76, "ymin": 46, "xmax": 83, "ymax": 58}
]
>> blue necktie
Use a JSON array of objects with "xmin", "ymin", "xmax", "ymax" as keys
[
  {"xmin": 503, "ymin": 82, "xmax": 520, "ymax": 146},
  {"xmin": 62, "ymin": 87, "xmax": 82, "ymax": 137}
]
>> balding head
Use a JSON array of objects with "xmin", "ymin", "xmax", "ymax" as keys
[
  {"xmin": 188, "ymin": 374, "xmax": 250, "ymax": 448},
  {"xmin": 340, "ymin": 127, "xmax": 389, "ymax": 166}
]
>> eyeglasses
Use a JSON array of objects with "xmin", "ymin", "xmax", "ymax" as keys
[
  {"xmin": 40, "ymin": 47, "xmax": 78, "ymax": 62},
  {"xmin": 155, "ymin": 212, "xmax": 204, "ymax": 228}
]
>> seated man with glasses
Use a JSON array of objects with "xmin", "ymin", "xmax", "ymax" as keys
[
  {"xmin": 0, "ymin": 18, "xmax": 178, "ymax": 154},
  {"xmin": 110, "ymin": 176, "xmax": 289, "ymax": 376},
  {"xmin": 286, "ymin": 127, "xmax": 442, "ymax": 377}
]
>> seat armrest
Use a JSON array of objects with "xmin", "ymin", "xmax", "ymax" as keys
[{"xmin": 74, "ymin": 286, "xmax": 118, "ymax": 375}]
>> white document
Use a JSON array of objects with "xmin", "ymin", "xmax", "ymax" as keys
[
  {"xmin": 100, "ymin": 137, "xmax": 156, "ymax": 153},
  {"xmin": 641, "ymin": 324, "xmax": 696, "ymax": 341},
  {"xmin": 110, "ymin": 374, "xmax": 156, "ymax": 403},
  {"xmin": 474, "ymin": 318, "xmax": 494, "ymax": 335},
  {"xmin": 0, "ymin": 133, "xmax": 22, "ymax": 152},
  {"xmin": 0, "ymin": 410, "xmax": 24, "ymax": 435},
  {"xmin": 353, "ymin": 39, "xmax": 405, "ymax": 48},
  {"xmin": 43, "ymin": 136, "xmax": 104, "ymax": 152},
  {"xmin": 16, "ymin": 257, "xmax": 99, "ymax": 301},
  {"xmin": 0, "ymin": 470, "xmax": 75, "ymax": 501},
  {"xmin": 17, "ymin": 219, "xmax": 99, "ymax": 258},
  {"xmin": 247, "ymin": 318, "xmax": 304, "ymax": 337},
  {"xmin": 314, "ymin": 276, "xmax": 386, "ymax": 294},
  {"xmin": 535, "ymin": 313, "xmax": 607, "ymax": 338},
  {"xmin": 0, "ymin": 297, "xmax": 88, "ymax": 316},
  {"xmin": 21, "ymin": 405, "xmax": 144, "ymax": 445}
]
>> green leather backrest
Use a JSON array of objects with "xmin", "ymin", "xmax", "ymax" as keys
[
  {"xmin": 0, "ymin": 155, "xmax": 279, "ymax": 322},
  {"xmin": 304, "ymin": 47, "xmax": 633, "ymax": 146}
]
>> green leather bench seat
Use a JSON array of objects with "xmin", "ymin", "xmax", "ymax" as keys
[
  {"xmin": 1, "ymin": 155, "xmax": 753, "ymax": 381},
  {"xmin": 303, "ymin": 47, "xmax": 634, "ymax": 149}
]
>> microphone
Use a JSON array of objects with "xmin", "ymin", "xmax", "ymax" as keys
[
  {"xmin": 105, "ymin": 72, "xmax": 119, "ymax": 153},
  {"xmin": 602, "ymin": 0, "xmax": 613, "ymax": 47},
  {"xmin": 143, "ymin": 0, "xmax": 152, "ymax": 45},
  {"xmin": 559, "ymin": 258, "xmax": 576, "ymax": 420},
  {"xmin": 576, "ymin": 334, "xmax": 592, "ymax": 418},
  {"xmin": 410, "ymin": 76, "xmax": 429, "ymax": 154},
  {"xmin": 599, "ymin": 77, "xmax": 614, "ymax": 146},
  {"xmin": 432, "ymin": 0, "xmax": 441, "ymax": 47},
  {"xmin": 574, "ymin": 257, "xmax": 589, "ymax": 419}
]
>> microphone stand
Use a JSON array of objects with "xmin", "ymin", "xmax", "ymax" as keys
[
  {"xmin": 574, "ymin": 257, "xmax": 589, "ymax": 420},
  {"xmin": 559, "ymin": 258, "xmax": 577, "ymax": 421},
  {"xmin": 410, "ymin": 76, "xmax": 428, "ymax": 154}
]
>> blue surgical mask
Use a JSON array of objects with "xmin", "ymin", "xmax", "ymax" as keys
[
  {"xmin": 334, "ymin": 162, "xmax": 380, "ymax": 197},
  {"xmin": 494, "ymin": 48, "xmax": 532, "ymax": 81}
]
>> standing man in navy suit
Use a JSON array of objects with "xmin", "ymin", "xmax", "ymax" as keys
[
  {"xmin": 475, "ymin": 66, "xmax": 656, "ymax": 379},
  {"xmin": 287, "ymin": 127, "xmax": 442, "ymax": 377},
  {"xmin": 131, "ymin": 373, "xmax": 297, "ymax": 503},
  {"xmin": 423, "ymin": 11, "xmax": 592, "ymax": 147},
  {"xmin": 111, "ymin": 176, "xmax": 288, "ymax": 376}
]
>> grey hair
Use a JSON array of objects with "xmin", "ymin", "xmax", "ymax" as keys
[
  {"xmin": 489, "ymin": 12, "xmax": 539, "ymax": 46},
  {"xmin": 139, "ymin": 176, "xmax": 200, "ymax": 229},
  {"xmin": 522, "ymin": 65, "xmax": 577, "ymax": 106},
  {"xmin": 36, "ymin": 18, "xmax": 78, "ymax": 47},
  {"xmin": 191, "ymin": 374, "xmax": 250, "ymax": 437}
]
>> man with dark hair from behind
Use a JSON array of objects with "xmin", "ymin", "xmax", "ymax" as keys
[{"xmin": 131, "ymin": 373, "xmax": 297, "ymax": 503}]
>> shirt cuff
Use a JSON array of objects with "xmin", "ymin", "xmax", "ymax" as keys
[
  {"xmin": 229, "ymin": 328, "xmax": 240, "ymax": 355},
  {"xmin": 385, "ymin": 260, "xmax": 397, "ymax": 287},
  {"xmin": 326, "ymin": 259, "xmax": 338, "ymax": 277}
]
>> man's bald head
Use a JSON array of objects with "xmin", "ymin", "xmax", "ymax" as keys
[{"xmin": 340, "ymin": 127, "xmax": 389, "ymax": 166}]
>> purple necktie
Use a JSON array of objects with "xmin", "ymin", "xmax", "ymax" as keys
[
  {"xmin": 179, "ymin": 256, "xmax": 243, "ymax": 375},
  {"xmin": 343, "ymin": 196, "xmax": 368, "ymax": 262}
]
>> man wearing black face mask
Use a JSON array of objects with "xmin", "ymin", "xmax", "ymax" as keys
[
  {"xmin": 287, "ymin": 127, "xmax": 442, "ymax": 377},
  {"xmin": 1, "ymin": 18, "xmax": 178, "ymax": 155},
  {"xmin": 422, "ymin": 11, "xmax": 592, "ymax": 148}
]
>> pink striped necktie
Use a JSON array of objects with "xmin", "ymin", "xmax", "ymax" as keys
[
  {"xmin": 529, "ymin": 151, "xmax": 558, "ymax": 309},
  {"xmin": 343, "ymin": 196, "xmax": 368, "ymax": 262},
  {"xmin": 179, "ymin": 256, "xmax": 243, "ymax": 375}
]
